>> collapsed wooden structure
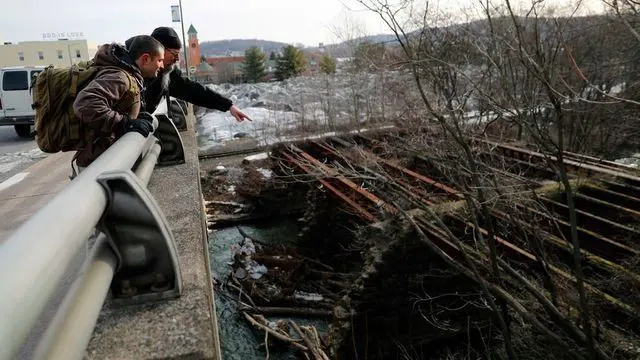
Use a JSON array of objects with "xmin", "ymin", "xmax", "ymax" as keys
[
  {"xmin": 203, "ymin": 127, "xmax": 640, "ymax": 359},
  {"xmin": 269, "ymin": 130, "xmax": 640, "ymax": 359}
]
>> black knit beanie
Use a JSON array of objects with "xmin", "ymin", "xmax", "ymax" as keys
[{"xmin": 151, "ymin": 27, "xmax": 182, "ymax": 49}]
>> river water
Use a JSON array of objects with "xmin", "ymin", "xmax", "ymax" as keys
[{"xmin": 208, "ymin": 218, "xmax": 329, "ymax": 360}]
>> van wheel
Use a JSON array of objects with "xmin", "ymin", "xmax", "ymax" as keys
[{"xmin": 15, "ymin": 124, "xmax": 35, "ymax": 138}]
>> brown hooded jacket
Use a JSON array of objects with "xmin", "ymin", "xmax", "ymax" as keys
[{"xmin": 72, "ymin": 43, "xmax": 143, "ymax": 167}]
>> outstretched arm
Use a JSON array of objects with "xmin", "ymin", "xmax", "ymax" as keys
[{"xmin": 168, "ymin": 68, "xmax": 250, "ymax": 121}]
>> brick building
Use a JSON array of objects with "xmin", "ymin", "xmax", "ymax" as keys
[{"xmin": 181, "ymin": 23, "xmax": 331, "ymax": 83}]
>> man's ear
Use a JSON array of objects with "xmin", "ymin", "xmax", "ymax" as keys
[{"xmin": 140, "ymin": 53, "xmax": 150, "ymax": 64}]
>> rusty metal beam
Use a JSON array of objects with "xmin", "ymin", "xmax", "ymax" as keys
[
  {"xmin": 573, "ymin": 193, "xmax": 640, "ymax": 220},
  {"xmin": 278, "ymin": 149, "xmax": 379, "ymax": 222},
  {"xmin": 326, "ymin": 137, "xmax": 461, "ymax": 199},
  {"xmin": 491, "ymin": 208, "xmax": 640, "ymax": 287},
  {"xmin": 579, "ymin": 185, "xmax": 640, "ymax": 212},
  {"xmin": 476, "ymin": 138, "xmax": 640, "ymax": 187},
  {"xmin": 367, "ymin": 152, "xmax": 461, "ymax": 198},
  {"xmin": 563, "ymin": 150, "xmax": 640, "ymax": 175},
  {"xmin": 391, "ymin": 177, "xmax": 436, "ymax": 206},
  {"xmin": 441, "ymin": 216, "xmax": 640, "ymax": 318},
  {"xmin": 511, "ymin": 203, "xmax": 639, "ymax": 259},
  {"xmin": 287, "ymin": 144, "xmax": 397, "ymax": 214},
  {"xmin": 538, "ymin": 197, "xmax": 640, "ymax": 242},
  {"xmin": 599, "ymin": 179, "xmax": 640, "ymax": 199},
  {"xmin": 310, "ymin": 140, "xmax": 437, "ymax": 207},
  {"xmin": 351, "ymin": 135, "xmax": 473, "ymax": 198}
]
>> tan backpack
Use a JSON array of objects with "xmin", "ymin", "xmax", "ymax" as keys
[{"xmin": 31, "ymin": 61, "xmax": 138, "ymax": 153}]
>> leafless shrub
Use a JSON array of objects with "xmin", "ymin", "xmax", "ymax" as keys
[{"xmin": 337, "ymin": 0, "xmax": 640, "ymax": 358}]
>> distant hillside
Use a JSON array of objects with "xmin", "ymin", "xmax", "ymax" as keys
[
  {"xmin": 200, "ymin": 39, "xmax": 289, "ymax": 56},
  {"xmin": 201, "ymin": 15, "xmax": 612, "ymax": 58},
  {"xmin": 199, "ymin": 34, "xmax": 400, "ymax": 57},
  {"xmin": 309, "ymin": 15, "xmax": 615, "ymax": 57},
  {"xmin": 200, "ymin": 15, "xmax": 611, "ymax": 57},
  {"xmin": 306, "ymin": 34, "xmax": 400, "ymax": 57}
]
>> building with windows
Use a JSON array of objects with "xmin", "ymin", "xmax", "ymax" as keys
[{"xmin": 0, "ymin": 39, "xmax": 97, "ymax": 68}]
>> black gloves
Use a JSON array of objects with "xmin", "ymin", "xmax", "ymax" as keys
[{"xmin": 124, "ymin": 112, "xmax": 154, "ymax": 137}]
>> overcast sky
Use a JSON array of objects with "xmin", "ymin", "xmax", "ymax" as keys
[
  {"xmin": 0, "ymin": 0, "xmax": 392, "ymax": 46},
  {"xmin": 0, "ymin": 0, "xmax": 607, "ymax": 46}
]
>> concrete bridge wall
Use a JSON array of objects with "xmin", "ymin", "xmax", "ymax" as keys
[{"xmin": 85, "ymin": 108, "xmax": 221, "ymax": 360}]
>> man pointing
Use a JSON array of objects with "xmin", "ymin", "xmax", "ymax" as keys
[{"xmin": 132, "ymin": 26, "xmax": 249, "ymax": 121}]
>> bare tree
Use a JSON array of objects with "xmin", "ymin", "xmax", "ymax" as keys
[{"xmin": 351, "ymin": 0, "xmax": 640, "ymax": 358}]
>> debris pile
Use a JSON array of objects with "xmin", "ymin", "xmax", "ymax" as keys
[
  {"xmin": 216, "ymin": 225, "xmax": 352, "ymax": 359},
  {"xmin": 268, "ymin": 130, "xmax": 640, "ymax": 359},
  {"xmin": 202, "ymin": 128, "xmax": 640, "ymax": 359},
  {"xmin": 203, "ymin": 154, "xmax": 352, "ymax": 359},
  {"xmin": 226, "ymin": 226, "xmax": 343, "ymax": 313},
  {"xmin": 202, "ymin": 153, "xmax": 306, "ymax": 228}
]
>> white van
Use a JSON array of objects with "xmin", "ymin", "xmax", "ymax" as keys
[{"xmin": 0, "ymin": 66, "xmax": 46, "ymax": 138}]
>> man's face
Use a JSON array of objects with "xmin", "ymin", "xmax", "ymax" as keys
[
  {"xmin": 164, "ymin": 48, "xmax": 180, "ymax": 67},
  {"xmin": 139, "ymin": 51, "xmax": 165, "ymax": 78}
]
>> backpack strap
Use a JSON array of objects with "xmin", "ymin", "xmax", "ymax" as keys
[
  {"xmin": 114, "ymin": 71, "xmax": 140, "ymax": 113},
  {"xmin": 124, "ymin": 71, "xmax": 140, "ymax": 95},
  {"xmin": 71, "ymin": 61, "xmax": 97, "ymax": 98}
]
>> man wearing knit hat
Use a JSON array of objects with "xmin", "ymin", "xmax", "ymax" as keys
[{"xmin": 134, "ymin": 26, "xmax": 249, "ymax": 121}]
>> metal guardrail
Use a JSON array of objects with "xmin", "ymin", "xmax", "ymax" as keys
[{"xmin": 0, "ymin": 96, "xmax": 187, "ymax": 360}]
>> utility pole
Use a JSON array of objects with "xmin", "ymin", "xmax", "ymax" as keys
[{"xmin": 178, "ymin": 0, "xmax": 190, "ymax": 79}]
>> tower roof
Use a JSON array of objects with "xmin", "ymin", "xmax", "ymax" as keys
[{"xmin": 187, "ymin": 24, "xmax": 197, "ymax": 35}]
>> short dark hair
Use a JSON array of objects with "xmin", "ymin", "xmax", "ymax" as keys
[{"xmin": 127, "ymin": 35, "xmax": 164, "ymax": 60}]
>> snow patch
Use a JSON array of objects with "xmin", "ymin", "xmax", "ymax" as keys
[
  {"xmin": 0, "ymin": 148, "xmax": 46, "ymax": 174},
  {"xmin": 244, "ymin": 152, "xmax": 269, "ymax": 162},
  {"xmin": 195, "ymin": 73, "xmax": 410, "ymax": 151},
  {"xmin": 294, "ymin": 291, "xmax": 324, "ymax": 302},
  {"xmin": 0, "ymin": 172, "xmax": 29, "ymax": 192},
  {"xmin": 256, "ymin": 168, "xmax": 273, "ymax": 179},
  {"xmin": 614, "ymin": 153, "xmax": 640, "ymax": 168}
]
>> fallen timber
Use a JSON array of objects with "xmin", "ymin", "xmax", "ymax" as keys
[
  {"xmin": 202, "ymin": 128, "xmax": 640, "ymax": 358},
  {"xmin": 269, "ymin": 131, "xmax": 640, "ymax": 355}
]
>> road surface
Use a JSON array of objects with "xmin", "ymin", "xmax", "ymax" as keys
[
  {"xmin": 0, "ymin": 126, "xmax": 46, "ymax": 183},
  {"xmin": 0, "ymin": 151, "xmax": 72, "ymax": 241},
  {"xmin": 0, "ymin": 126, "xmax": 36, "ymax": 153},
  {"xmin": 0, "ymin": 149, "xmax": 88, "ymax": 359}
]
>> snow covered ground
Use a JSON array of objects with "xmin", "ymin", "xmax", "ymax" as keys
[
  {"xmin": 614, "ymin": 154, "xmax": 640, "ymax": 168},
  {"xmin": 0, "ymin": 148, "xmax": 46, "ymax": 182},
  {"xmin": 0, "ymin": 126, "xmax": 45, "ymax": 182},
  {"xmin": 194, "ymin": 74, "xmax": 640, "ymax": 172},
  {"xmin": 195, "ymin": 72, "xmax": 411, "ymax": 153}
]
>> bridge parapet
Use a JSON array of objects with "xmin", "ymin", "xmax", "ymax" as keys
[
  {"xmin": 86, "ymin": 103, "xmax": 221, "ymax": 359},
  {"xmin": 0, "ymin": 98, "xmax": 221, "ymax": 360}
]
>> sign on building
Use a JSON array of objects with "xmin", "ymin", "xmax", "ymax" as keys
[{"xmin": 42, "ymin": 32, "xmax": 84, "ymax": 40}]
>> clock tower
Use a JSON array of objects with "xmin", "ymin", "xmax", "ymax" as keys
[{"xmin": 187, "ymin": 24, "xmax": 201, "ymax": 67}]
